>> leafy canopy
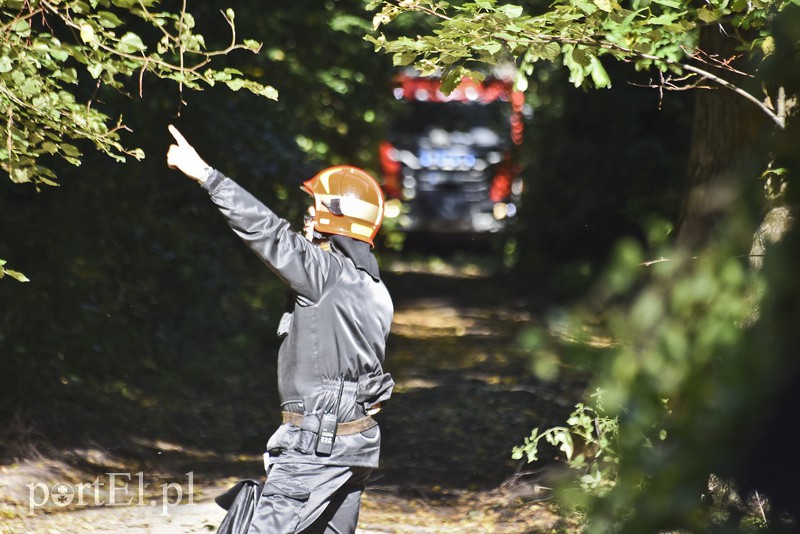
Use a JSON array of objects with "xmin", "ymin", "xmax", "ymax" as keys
[
  {"xmin": 368, "ymin": 0, "xmax": 797, "ymax": 125},
  {"xmin": 0, "ymin": 0, "xmax": 277, "ymax": 188}
]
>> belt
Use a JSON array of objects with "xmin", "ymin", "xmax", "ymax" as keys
[{"xmin": 281, "ymin": 412, "xmax": 378, "ymax": 436}]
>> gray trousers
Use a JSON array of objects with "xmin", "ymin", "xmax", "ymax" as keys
[{"xmin": 246, "ymin": 459, "xmax": 371, "ymax": 534}]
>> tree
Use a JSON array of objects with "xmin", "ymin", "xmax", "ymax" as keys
[
  {"xmin": 0, "ymin": 0, "xmax": 276, "ymax": 188},
  {"xmin": 0, "ymin": 0, "xmax": 278, "ymax": 279},
  {"xmin": 368, "ymin": 0, "xmax": 800, "ymax": 531},
  {"xmin": 368, "ymin": 1, "xmax": 795, "ymax": 123},
  {"xmin": 368, "ymin": 0, "xmax": 798, "ymax": 265}
]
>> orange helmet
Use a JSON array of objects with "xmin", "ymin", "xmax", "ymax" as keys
[{"xmin": 301, "ymin": 165, "xmax": 385, "ymax": 246}]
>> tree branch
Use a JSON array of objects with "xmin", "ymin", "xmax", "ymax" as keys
[
  {"xmin": 629, "ymin": 46, "xmax": 785, "ymax": 129},
  {"xmin": 385, "ymin": 4, "xmax": 788, "ymax": 129},
  {"xmin": 521, "ymin": 32, "xmax": 786, "ymax": 128}
]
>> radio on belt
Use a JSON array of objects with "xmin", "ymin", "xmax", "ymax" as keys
[{"xmin": 316, "ymin": 378, "xmax": 345, "ymax": 456}]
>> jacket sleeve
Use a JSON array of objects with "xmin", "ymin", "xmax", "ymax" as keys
[{"xmin": 202, "ymin": 170, "xmax": 339, "ymax": 302}]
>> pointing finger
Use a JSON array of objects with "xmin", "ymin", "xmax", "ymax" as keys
[{"xmin": 168, "ymin": 124, "xmax": 189, "ymax": 147}]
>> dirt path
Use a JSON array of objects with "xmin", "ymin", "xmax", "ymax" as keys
[{"xmin": 2, "ymin": 257, "xmax": 584, "ymax": 533}]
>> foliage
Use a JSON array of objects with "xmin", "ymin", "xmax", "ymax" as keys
[
  {"xmin": 512, "ymin": 223, "xmax": 799, "ymax": 531},
  {"xmin": 0, "ymin": 0, "xmax": 276, "ymax": 189},
  {"xmin": 0, "ymin": 259, "xmax": 28, "ymax": 282},
  {"xmin": 513, "ymin": 391, "xmax": 619, "ymax": 496},
  {"xmin": 583, "ymin": 240, "xmax": 763, "ymax": 531},
  {"xmin": 368, "ymin": 0, "xmax": 797, "ymax": 126},
  {"xmin": 151, "ymin": 0, "xmax": 405, "ymax": 201},
  {"xmin": 368, "ymin": 0, "xmax": 800, "ymax": 532}
]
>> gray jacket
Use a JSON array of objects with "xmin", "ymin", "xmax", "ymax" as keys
[{"xmin": 203, "ymin": 171, "xmax": 394, "ymax": 468}]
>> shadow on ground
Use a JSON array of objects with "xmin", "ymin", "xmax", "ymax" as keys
[
  {"xmin": 1, "ymin": 254, "xmax": 590, "ymax": 533},
  {"xmin": 374, "ymin": 266, "xmax": 587, "ymax": 492}
]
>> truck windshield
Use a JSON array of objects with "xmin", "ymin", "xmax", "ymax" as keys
[{"xmin": 391, "ymin": 100, "xmax": 511, "ymax": 141}]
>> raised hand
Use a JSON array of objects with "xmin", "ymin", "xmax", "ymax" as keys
[{"xmin": 166, "ymin": 124, "xmax": 212, "ymax": 183}]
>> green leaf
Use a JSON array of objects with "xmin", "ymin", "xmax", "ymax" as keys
[
  {"xmin": 393, "ymin": 52, "xmax": 418, "ymax": 66},
  {"xmin": 71, "ymin": 1, "xmax": 92, "ymax": 14},
  {"xmin": 41, "ymin": 142, "xmax": 58, "ymax": 154},
  {"xmin": 243, "ymin": 39, "xmax": 262, "ymax": 52},
  {"xmin": 119, "ymin": 32, "xmax": 146, "ymax": 52},
  {"xmin": 760, "ymin": 36, "xmax": 775, "ymax": 57},
  {"xmin": 0, "ymin": 57, "xmax": 12, "ymax": 73},
  {"xmin": 37, "ymin": 176, "xmax": 59, "ymax": 187},
  {"xmin": 225, "ymin": 78, "xmax": 246, "ymax": 91},
  {"xmin": 493, "ymin": 31, "xmax": 519, "ymax": 43},
  {"xmin": 563, "ymin": 46, "xmax": 587, "ymax": 87},
  {"xmin": 572, "ymin": 47, "xmax": 592, "ymax": 67},
  {"xmin": 98, "ymin": 11, "xmax": 124, "ymax": 28},
  {"xmin": 540, "ymin": 42, "xmax": 561, "ymax": 62},
  {"xmin": 50, "ymin": 47, "xmax": 70, "ymax": 62},
  {"xmin": 256, "ymin": 85, "xmax": 279, "ymax": 100},
  {"xmin": 652, "ymin": 0, "xmax": 683, "ymax": 7},
  {"xmin": 3, "ymin": 268, "xmax": 30, "ymax": 283},
  {"xmin": 731, "ymin": 0, "xmax": 749, "ymax": 11},
  {"xmin": 55, "ymin": 68, "xmax": 79, "ymax": 84},
  {"xmin": 88, "ymin": 63, "xmax": 103, "ymax": 78},
  {"xmin": 513, "ymin": 70, "xmax": 528, "ymax": 92},
  {"xmin": 594, "ymin": 0, "xmax": 613, "ymax": 12},
  {"xmin": 10, "ymin": 167, "xmax": 30, "ymax": 184},
  {"xmin": 440, "ymin": 69, "xmax": 463, "ymax": 94},
  {"xmin": 255, "ymin": 85, "xmax": 278, "ymax": 100},
  {"xmin": 11, "ymin": 19, "xmax": 31, "ymax": 37},
  {"xmin": 20, "ymin": 78, "xmax": 40, "ymax": 97},
  {"xmin": 181, "ymin": 13, "xmax": 196, "ymax": 30},
  {"xmin": 697, "ymin": 8, "xmax": 720, "ymax": 23},
  {"xmin": 500, "ymin": 5, "xmax": 523, "ymax": 18},
  {"xmin": 589, "ymin": 55, "xmax": 612, "ymax": 88},
  {"xmin": 574, "ymin": 0, "xmax": 598, "ymax": 14},
  {"xmin": 479, "ymin": 41, "xmax": 503, "ymax": 55},
  {"xmin": 189, "ymin": 34, "xmax": 206, "ymax": 50},
  {"xmin": 80, "ymin": 23, "xmax": 96, "ymax": 44},
  {"xmin": 61, "ymin": 144, "xmax": 81, "ymax": 157}
]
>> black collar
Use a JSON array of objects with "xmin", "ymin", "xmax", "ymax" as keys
[{"xmin": 329, "ymin": 235, "xmax": 381, "ymax": 281}]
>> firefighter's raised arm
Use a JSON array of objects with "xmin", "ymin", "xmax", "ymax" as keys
[{"xmin": 166, "ymin": 125, "xmax": 214, "ymax": 184}]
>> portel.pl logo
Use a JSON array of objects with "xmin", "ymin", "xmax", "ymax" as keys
[{"xmin": 27, "ymin": 471, "xmax": 194, "ymax": 516}]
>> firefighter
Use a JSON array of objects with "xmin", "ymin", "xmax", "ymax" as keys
[{"xmin": 166, "ymin": 125, "xmax": 394, "ymax": 533}]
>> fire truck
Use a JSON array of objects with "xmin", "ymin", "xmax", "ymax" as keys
[{"xmin": 379, "ymin": 68, "xmax": 525, "ymax": 235}]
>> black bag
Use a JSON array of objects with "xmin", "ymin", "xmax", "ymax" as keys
[{"xmin": 215, "ymin": 479, "xmax": 263, "ymax": 534}]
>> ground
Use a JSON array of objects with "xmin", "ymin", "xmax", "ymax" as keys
[{"xmin": 0, "ymin": 252, "xmax": 588, "ymax": 533}]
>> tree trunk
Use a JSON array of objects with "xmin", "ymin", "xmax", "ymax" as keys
[{"xmin": 676, "ymin": 25, "xmax": 769, "ymax": 251}]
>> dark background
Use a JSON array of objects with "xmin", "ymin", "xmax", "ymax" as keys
[{"xmin": 0, "ymin": 0, "xmax": 692, "ymax": 484}]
